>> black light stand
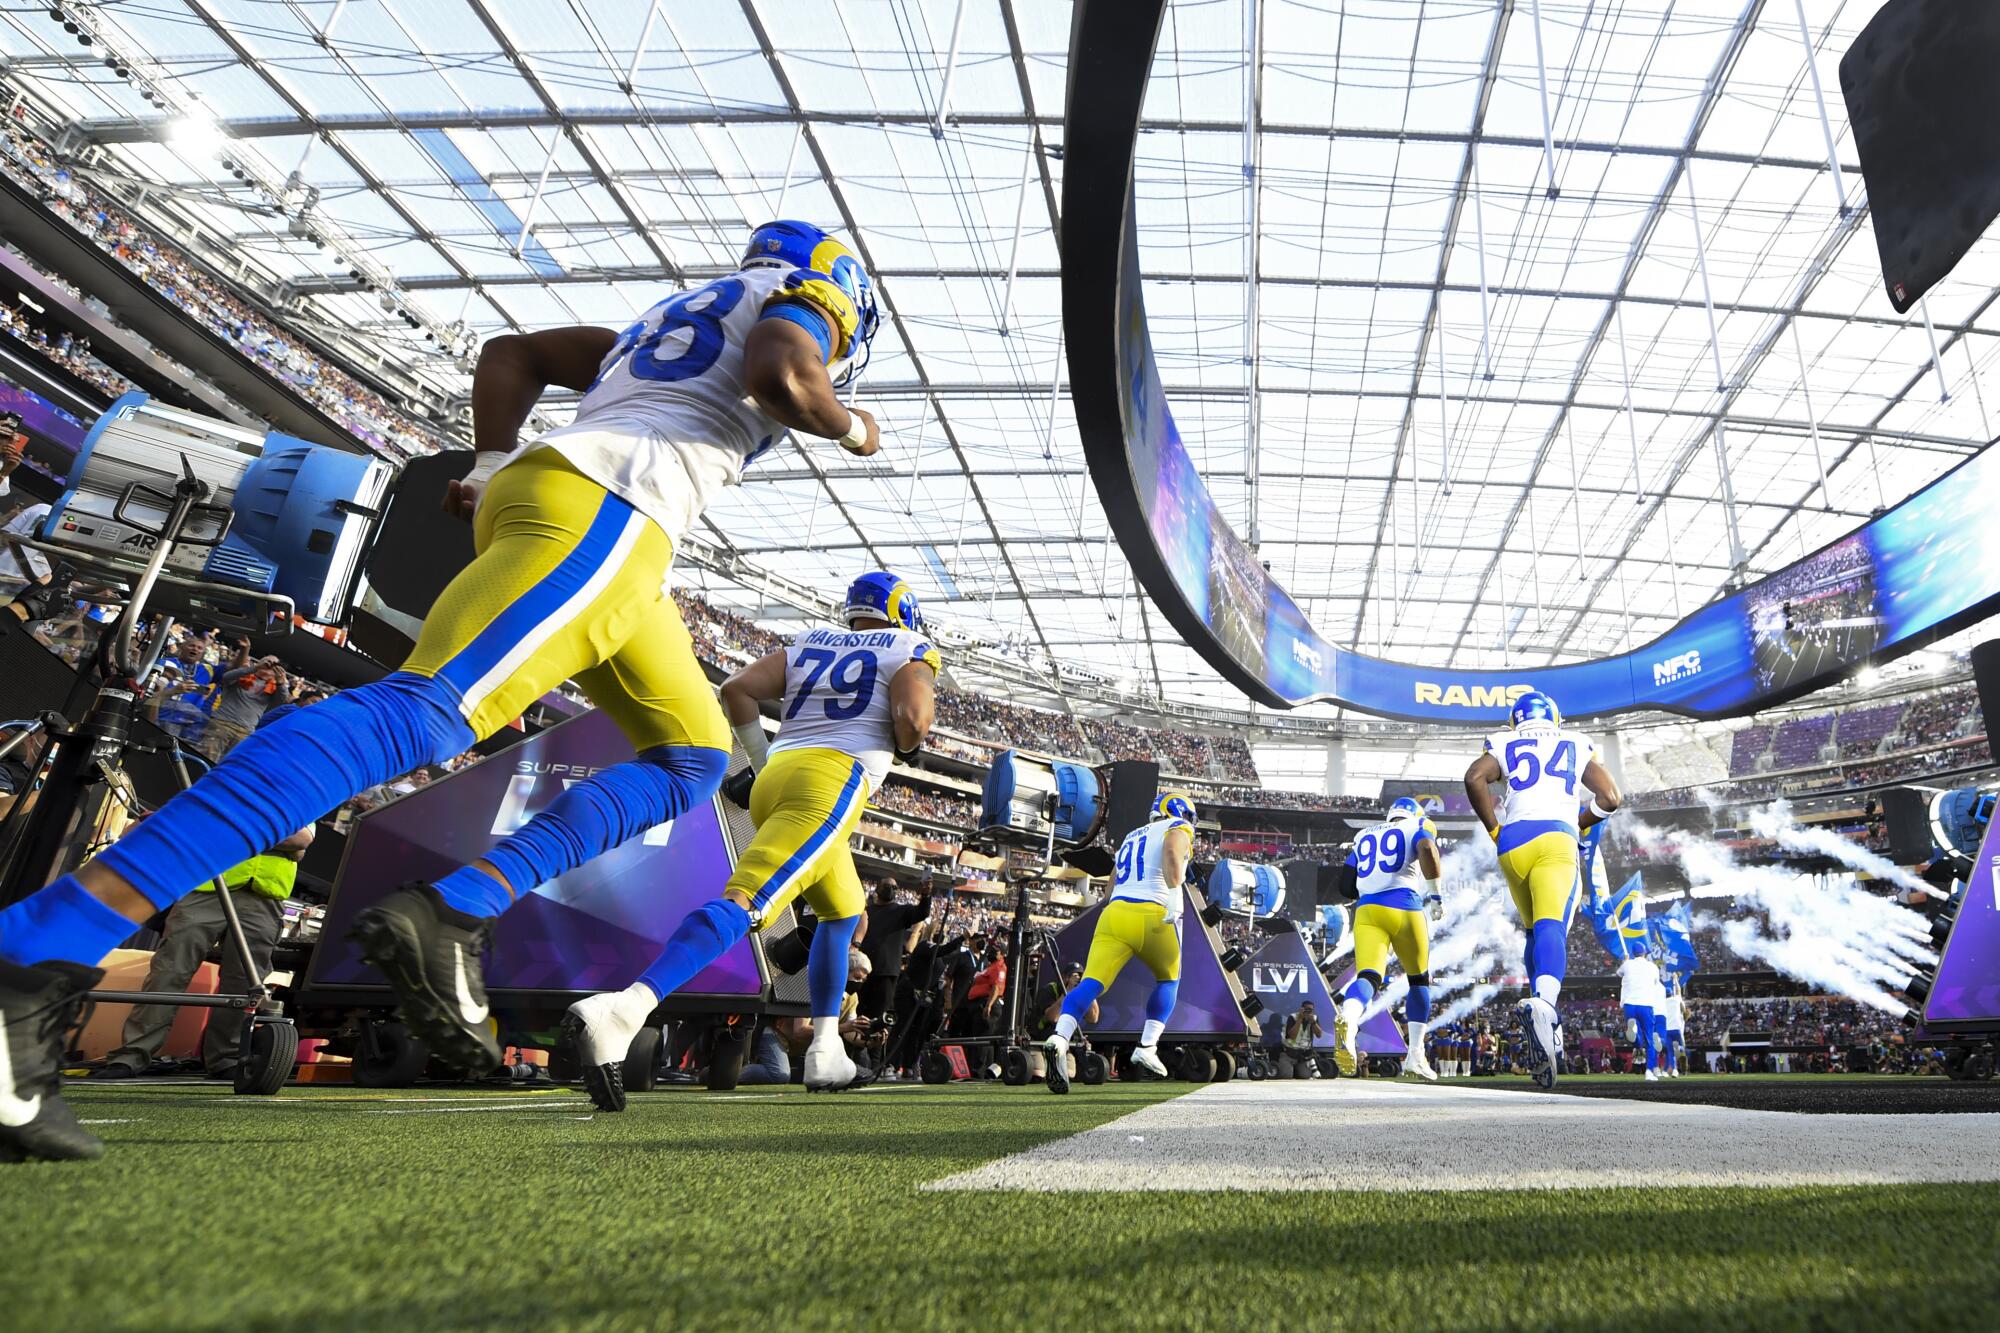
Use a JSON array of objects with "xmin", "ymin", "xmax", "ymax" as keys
[{"xmin": 0, "ymin": 461, "xmax": 298, "ymax": 1093}]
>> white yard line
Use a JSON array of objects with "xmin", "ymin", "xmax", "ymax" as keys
[{"xmin": 928, "ymin": 1081, "xmax": 2000, "ymax": 1192}]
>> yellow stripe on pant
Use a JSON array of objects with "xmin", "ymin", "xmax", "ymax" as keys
[
  {"xmin": 1497, "ymin": 829, "xmax": 1581, "ymax": 927},
  {"xmin": 1352, "ymin": 902, "xmax": 1429, "ymax": 979},
  {"xmin": 730, "ymin": 747, "xmax": 872, "ymax": 928},
  {"xmin": 1083, "ymin": 899, "xmax": 1182, "ymax": 987},
  {"xmin": 401, "ymin": 448, "xmax": 728, "ymax": 754}
]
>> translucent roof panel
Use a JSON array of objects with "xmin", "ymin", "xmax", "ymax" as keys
[{"xmin": 0, "ymin": 0, "xmax": 1993, "ymax": 718}]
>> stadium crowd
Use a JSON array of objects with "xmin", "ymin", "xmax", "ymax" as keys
[{"xmin": 0, "ymin": 117, "xmax": 440, "ymax": 460}]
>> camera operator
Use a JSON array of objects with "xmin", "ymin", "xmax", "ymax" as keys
[
  {"xmin": 1280, "ymin": 1000, "xmax": 1323, "ymax": 1079},
  {"xmin": 858, "ymin": 880, "xmax": 930, "ymax": 1022}
]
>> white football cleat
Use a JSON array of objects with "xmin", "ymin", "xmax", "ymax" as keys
[
  {"xmin": 1644, "ymin": 1067, "xmax": 1660, "ymax": 1082},
  {"xmin": 804, "ymin": 1041, "xmax": 858, "ymax": 1092},
  {"xmin": 1130, "ymin": 1044, "xmax": 1169, "ymax": 1079},
  {"xmin": 562, "ymin": 986, "xmax": 656, "ymax": 1113},
  {"xmin": 1043, "ymin": 1036, "xmax": 1071, "ymax": 1095},
  {"xmin": 1521, "ymin": 997, "xmax": 1560, "ymax": 1091},
  {"xmin": 1402, "ymin": 1049, "xmax": 1439, "ymax": 1083}
]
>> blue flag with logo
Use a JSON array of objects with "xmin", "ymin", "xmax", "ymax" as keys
[
  {"xmin": 1587, "ymin": 872, "xmax": 1649, "ymax": 964},
  {"xmin": 1648, "ymin": 899, "xmax": 1699, "ymax": 981}
]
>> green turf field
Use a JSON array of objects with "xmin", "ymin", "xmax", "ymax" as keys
[{"xmin": 4, "ymin": 1080, "xmax": 1996, "ymax": 1331}]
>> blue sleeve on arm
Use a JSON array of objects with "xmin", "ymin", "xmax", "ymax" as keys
[{"xmin": 760, "ymin": 302, "xmax": 834, "ymax": 364}]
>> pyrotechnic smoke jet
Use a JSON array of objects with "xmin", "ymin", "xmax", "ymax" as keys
[
  {"xmin": 1626, "ymin": 816, "xmax": 1936, "ymax": 1015},
  {"xmin": 1745, "ymin": 798, "xmax": 1947, "ymax": 900},
  {"xmin": 1362, "ymin": 831, "xmax": 1525, "ymax": 1026}
]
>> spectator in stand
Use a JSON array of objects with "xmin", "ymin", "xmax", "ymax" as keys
[
  {"xmin": 0, "ymin": 499, "xmax": 51, "ymax": 605},
  {"xmin": 147, "ymin": 633, "xmax": 220, "ymax": 750},
  {"xmin": 202, "ymin": 655, "xmax": 293, "ymax": 759}
]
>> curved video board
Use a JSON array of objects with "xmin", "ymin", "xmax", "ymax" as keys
[{"xmin": 1061, "ymin": 0, "xmax": 2000, "ymax": 724}]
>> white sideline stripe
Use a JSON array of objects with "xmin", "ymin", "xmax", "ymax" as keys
[
  {"xmin": 374, "ymin": 1096, "xmax": 592, "ymax": 1104},
  {"xmin": 926, "ymin": 1081, "xmax": 2000, "ymax": 1193}
]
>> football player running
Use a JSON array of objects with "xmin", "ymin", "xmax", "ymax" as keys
[
  {"xmin": 1463, "ymin": 691, "xmax": 1621, "ymax": 1090},
  {"xmin": 1044, "ymin": 793, "xmax": 1197, "ymax": 1093},
  {"xmin": 1333, "ymin": 797, "xmax": 1443, "ymax": 1082},
  {"xmin": 1660, "ymin": 973, "xmax": 1686, "ymax": 1077},
  {"xmin": 564, "ymin": 570, "xmax": 937, "ymax": 1107},
  {"xmin": 0, "ymin": 220, "xmax": 882, "ymax": 1161}
]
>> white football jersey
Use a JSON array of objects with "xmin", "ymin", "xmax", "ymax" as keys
[
  {"xmin": 1109, "ymin": 816, "xmax": 1194, "ymax": 921},
  {"xmin": 1661, "ymin": 993, "xmax": 1685, "ymax": 1031},
  {"xmin": 1348, "ymin": 815, "xmax": 1436, "ymax": 908},
  {"xmin": 1618, "ymin": 955, "xmax": 1664, "ymax": 1008},
  {"xmin": 523, "ymin": 264, "xmax": 799, "ymax": 544},
  {"xmin": 1483, "ymin": 724, "xmax": 1599, "ymax": 828},
  {"xmin": 767, "ymin": 625, "xmax": 940, "ymax": 787}
]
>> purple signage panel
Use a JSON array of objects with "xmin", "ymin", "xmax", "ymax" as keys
[
  {"xmin": 308, "ymin": 710, "xmax": 762, "ymax": 999},
  {"xmin": 1049, "ymin": 889, "xmax": 1252, "ymax": 1040},
  {"xmin": 1925, "ymin": 811, "xmax": 2000, "ymax": 1028},
  {"xmin": 1322, "ymin": 963, "xmax": 1411, "ymax": 1056},
  {"xmin": 1246, "ymin": 926, "xmax": 1404, "ymax": 1055}
]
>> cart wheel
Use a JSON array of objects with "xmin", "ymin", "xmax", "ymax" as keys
[
  {"xmin": 1161, "ymin": 1044, "xmax": 1186, "ymax": 1077},
  {"xmin": 1969, "ymin": 1048, "xmax": 1997, "ymax": 1081},
  {"xmin": 1211, "ymin": 1049, "xmax": 1237, "ymax": 1082},
  {"xmin": 1944, "ymin": 1048, "xmax": 1970, "ymax": 1080},
  {"xmin": 1077, "ymin": 1051, "xmax": 1109, "ymax": 1085},
  {"xmin": 233, "ymin": 1020, "xmax": 298, "ymax": 1096},
  {"xmin": 919, "ymin": 1050, "xmax": 952, "ymax": 1085},
  {"xmin": 623, "ymin": 1024, "xmax": 662, "ymax": 1093},
  {"xmin": 706, "ymin": 1031, "xmax": 746, "ymax": 1091},
  {"xmin": 1181, "ymin": 1047, "xmax": 1216, "ymax": 1083},
  {"xmin": 548, "ymin": 1041, "xmax": 582, "ymax": 1083},
  {"xmin": 354, "ymin": 1020, "xmax": 431, "ymax": 1088},
  {"xmin": 1002, "ymin": 1046, "xmax": 1031, "ymax": 1086},
  {"xmin": 1246, "ymin": 1054, "xmax": 1272, "ymax": 1081}
]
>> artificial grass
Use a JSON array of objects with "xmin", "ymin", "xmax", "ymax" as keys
[{"xmin": 2, "ymin": 1080, "xmax": 1995, "ymax": 1331}]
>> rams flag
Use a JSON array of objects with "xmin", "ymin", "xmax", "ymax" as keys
[
  {"xmin": 1587, "ymin": 872, "xmax": 1649, "ymax": 964},
  {"xmin": 1649, "ymin": 899, "xmax": 1700, "ymax": 980}
]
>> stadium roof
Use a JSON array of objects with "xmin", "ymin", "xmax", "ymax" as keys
[{"xmin": 5, "ymin": 0, "xmax": 1996, "ymax": 717}]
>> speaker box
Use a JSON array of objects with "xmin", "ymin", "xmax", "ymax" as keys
[
  {"xmin": 1102, "ymin": 759, "xmax": 1161, "ymax": 848},
  {"xmin": 1970, "ymin": 639, "xmax": 1999, "ymax": 749},
  {"xmin": 1880, "ymin": 787, "xmax": 1935, "ymax": 866},
  {"xmin": 1841, "ymin": 0, "xmax": 2000, "ymax": 311},
  {"xmin": 1282, "ymin": 858, "xmax": 1325, "ymax": 911}
]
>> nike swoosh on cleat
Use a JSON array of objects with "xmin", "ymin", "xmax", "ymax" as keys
[
  {"xmin": 452, "ymin": 947, "xmax": 488, "ymax": 1026},
  {"xmin": 0, "ymin": 1028, "xmax": 41, "ymax": 1128}
]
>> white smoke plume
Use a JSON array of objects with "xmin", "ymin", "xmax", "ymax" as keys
[
  {"xmin": 1625, "ymin": 814, "xmax": 1935, "ymax": 1016},
  {"xmin": 1358, "ymin": 831, "xmax": 1524, "ymax": 1026},
  {"xmin": 1744, "ymin": 798, "xmax": 1947, "ymax": 901}
]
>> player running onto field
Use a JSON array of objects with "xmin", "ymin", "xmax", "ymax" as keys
[
  {"xmin": 1463, "ymin": 691, "xmax": 1621, "ymax": 1090},
  {"xmin": 0, "ymin": 221, "xmax": 883, "ymax": 1161},
  {"xmin": 563, "ymin": 571, "xmax": 938, "ymax": 1107},
  {"xmin": 1333, "ymin": 797, "xmax": 1444, "ymax": 1082},
  {"xmin": 1043, "ymin": 793, "xmax": 1197, "ymax": 1092}
]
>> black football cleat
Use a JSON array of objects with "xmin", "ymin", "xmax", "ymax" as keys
[
  {"xmin": 1, "ymin": 959, "xmax": 106, "ymax": 1163},
  {"xmin": 350, "ymin": 883, "xmax": 503, "ymax": 1076}
]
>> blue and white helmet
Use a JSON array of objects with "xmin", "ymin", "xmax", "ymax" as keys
[
  {"xmin": 1386, "ymin": 796, "xmax": 1425, "ymax": 824},
  {"xmin": 1154, "ymin": 790, "xmax": 1197, "ymax": 825},
  {"xmin": 844, "ymin": 570, "xmax": 922, "ymax": 631},
  {"xmin": 1509, "ymin": 690, "xmax": 1562, "ymax": 730},
  {"xmin": 742, "ymin": 219, "xmax": 880, "ymax": 385}
]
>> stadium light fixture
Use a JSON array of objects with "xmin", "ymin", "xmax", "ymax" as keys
[{"xmin": 167, "ymin": 112, "xmax": 224, "ymax": 161}]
